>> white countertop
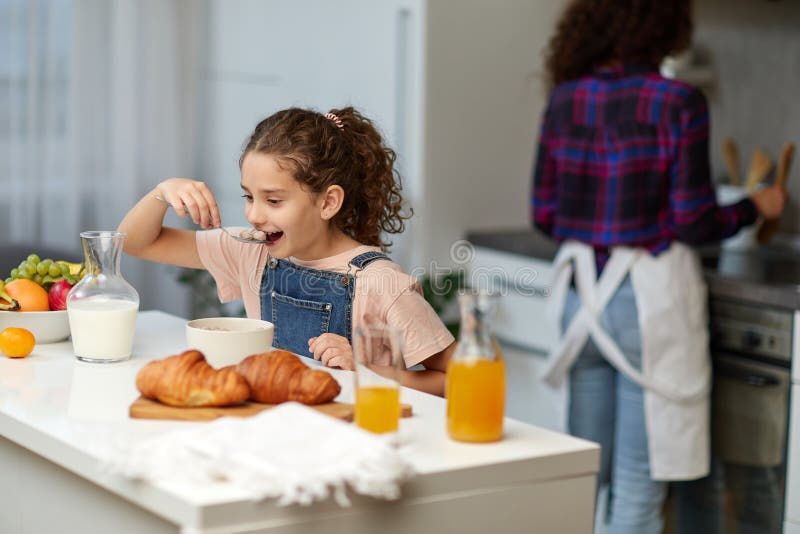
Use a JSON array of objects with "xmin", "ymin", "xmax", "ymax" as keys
[{"xmin": 0, "ymin": 311, "xmax": 599, "ymax": 532}]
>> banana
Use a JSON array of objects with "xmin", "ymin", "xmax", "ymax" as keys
[
  {"xmin": 0, "ymin": 280, "xmax": 20, "ymax": 311},
  {"xmin": 57, "ymin": 261, "xmax": 84, "ymax": 277}
]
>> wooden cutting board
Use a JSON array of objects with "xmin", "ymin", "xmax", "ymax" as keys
[{"xmin": 129, "ymin": 396, "xmax": 413, "ymax": 422}]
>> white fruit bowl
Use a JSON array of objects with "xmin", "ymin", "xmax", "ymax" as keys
[
  {"xmin": 0, "ymin": 309, "xmax": 70, "ymax": 344},
  {"xmin": 186, "ymin": 317, "xmax": 274, "ymax": 369},
  {"xmin": 716, "ymin": 184, "xmax": 757, "ymax": 251}
]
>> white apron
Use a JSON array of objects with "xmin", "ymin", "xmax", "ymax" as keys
[{"xmin": 543, "ymin": 240, "xmax": 711, "ymax": 481}]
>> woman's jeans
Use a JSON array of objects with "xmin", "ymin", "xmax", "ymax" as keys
[{"xmin": 563, "ymin": 279, "xmax": 667, "ymax": 534}]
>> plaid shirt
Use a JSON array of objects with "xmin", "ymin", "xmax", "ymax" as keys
[{"xmin": 532, "ymin": 64, "xmax": 757, "ymax": 266}]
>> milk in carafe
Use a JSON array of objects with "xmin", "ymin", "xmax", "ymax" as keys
[
  {"xmin": 67, "ymin": 231, "xmax": 139, "ymax": 363},
  {"xmin": 68, "ymin": 298, "xmax": 138, "ymax": 361}
]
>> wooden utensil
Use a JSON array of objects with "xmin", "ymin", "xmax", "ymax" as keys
[
  {"xmin": 129, "ymin": 396, "xmax": 413, "ymax": 422},
  {"xmin": 722, "ymin": 137, "xmax": 741, "ymax": 186},
  {"xmin": 745, "ymin": 148, "xmax": 773, "ymax": 191},
  {"xmin": 757, "ymin": 142, "xmax": 795, "ymax": 245}
]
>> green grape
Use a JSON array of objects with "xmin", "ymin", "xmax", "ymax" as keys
[
  {"xmin": 27, "ymin": 254, "xmax": 40, "ymax": 264},
  {"xmin": 40, "ymin": 258, "xmax": 53, "ymax": 269},
  {"xmin": 9, "ymin": 268, "xmax": 18, "ymax": 279},
  {"xmin": 59, "ymin": 263, "xmax": 70, "ymax": 276},
  {"xmin": 36, "ymin": 262, "xmax": 49, "ymax": 276},
  {"xmin": 33, "ymin": 274, "xmax": 44, "ymax": 285},
  {"xmin": 23, "ymin": 263, "xmax": 36, "ymax": 277},
  {"xmin": 48, "ymin": 264, "xmax": 61, "ymax": 277}
]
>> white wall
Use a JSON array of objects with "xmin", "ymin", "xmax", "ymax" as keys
[
  {"xmin": 197, "ymin": 0, "xmax": 565, "ymax": 273},
  {"xmin": 419, "ymin": 0, "xmax": 564, "ymax": 270},
  {"xmin": 197, "ymin": 0, "xmax": 425, "ymax": 269},
  {"xmin": 694, "ymin": 0, "xmax": 800, "ymax": 234}
]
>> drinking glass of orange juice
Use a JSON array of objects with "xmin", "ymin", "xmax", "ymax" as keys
[{"xmin": 353, "ymin": 326, "xmax": 403, "ymax": 434}]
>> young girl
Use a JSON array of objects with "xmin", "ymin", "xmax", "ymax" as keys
[{"xmin": 118, "ymin": 107, "xmax": 455, "ymax": 396}]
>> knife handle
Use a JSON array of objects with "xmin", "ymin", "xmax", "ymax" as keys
[{"xmin": 774, "ymin": 143, "xmax": 795, "ymax": 189}]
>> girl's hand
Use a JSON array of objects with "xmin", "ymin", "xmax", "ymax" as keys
[
  {"xmin": 156, "ymin": 178, "xmax": 221, "ymax": 230},
  {"xmin": 308, "ymin": 334, "xmax": 355, "ymax": 370}
]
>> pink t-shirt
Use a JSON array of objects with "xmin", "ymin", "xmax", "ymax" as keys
[{"xmin": 195, "ymin": 228, "xmax": 454, "ymax": 368}]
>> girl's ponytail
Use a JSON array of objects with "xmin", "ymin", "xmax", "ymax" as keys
[{"xmin": 331, "ymin": 107, "xmax": 410, "ymax": 248}]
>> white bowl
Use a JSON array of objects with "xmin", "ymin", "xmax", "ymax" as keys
[
  {"xmin": 716, "ymin": 184, "xmax": 758, "ymax": 251},
  {"xmin": 186, "ymin": 317, "xmax": 274, "ymax": 369},
  {"xmin": 0, "ymin": 309, "xmax": 70, "ymax": 344}
]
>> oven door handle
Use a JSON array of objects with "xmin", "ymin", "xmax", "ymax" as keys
[{"xmin": 716, "ymin": 366, "xmax": 781, "ymax": 387}]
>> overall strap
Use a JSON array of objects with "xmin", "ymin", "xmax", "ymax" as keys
[{"xmin": 348, "ymin": 251, "xmax": 390, "ymax": 270}]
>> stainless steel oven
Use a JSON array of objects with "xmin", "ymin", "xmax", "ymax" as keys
[{"xmin": 665, "ymin": 297, "xmax": 793, "ymax": 533}]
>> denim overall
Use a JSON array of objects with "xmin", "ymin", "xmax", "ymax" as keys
[{"xmin": 260, "ymin": 251, "xmax": 390, "ymax": 358}]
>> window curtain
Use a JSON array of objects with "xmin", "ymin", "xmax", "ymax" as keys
[{"xmin": 2, "ymin": 0, "xmax": 203, "ymax": 317}]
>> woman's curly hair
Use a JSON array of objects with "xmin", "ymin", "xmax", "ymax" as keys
[
  {"xmin": 240, "ymin": 107, "xmax": 410, "ymax": 249},
  {"xmin": 545, "ymin": 0, "xmax": 693, "ymax": 87}
]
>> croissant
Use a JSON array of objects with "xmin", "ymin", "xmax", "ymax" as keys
[
  {"xmin": 136, "ymin": 350, "xmax": 250, "ymax": 407},
  {"xmin": 237, "ymin": 350, "xmax": 341, "ymax": 405}
]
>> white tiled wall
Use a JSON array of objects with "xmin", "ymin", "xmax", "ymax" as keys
[{"xmin": 695, "ymin": 0, "xmax": 800, "ymax": 233}]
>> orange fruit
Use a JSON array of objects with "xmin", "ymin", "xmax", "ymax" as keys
[
  {"xmin": 5, "ymin": 279, "xmax": 49, "ymax": 311},
  {"xmin": 0, "ymin": 327, "xmax": 36, "ymax": 358}
]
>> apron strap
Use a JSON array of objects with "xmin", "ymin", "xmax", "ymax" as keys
[
  {"xmin": 543, "ymin": 243, "xmax": 638, "ymax": 388},
  {"xmin": 544, "ymin": 242, "xmax": 702, "ymax": 402}
]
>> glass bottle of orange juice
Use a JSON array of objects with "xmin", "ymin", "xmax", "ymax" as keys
[{"xmin": 446, "ymin": 291, "xmax": 505, "ymax": 443}]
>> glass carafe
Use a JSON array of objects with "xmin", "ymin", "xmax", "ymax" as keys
[
  {"xmin": 67, "ymin": 231, "xmax": 139, "ymax": 363},
  {"xmin": 446, "ymin": 291, "xmax": 505, "ymax": 442}
]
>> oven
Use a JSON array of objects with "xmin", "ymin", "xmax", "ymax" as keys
[{"xmin": 664, "ymin": 297, "xmax": 793, "ymax": 533}]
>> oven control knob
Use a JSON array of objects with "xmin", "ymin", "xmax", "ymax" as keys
[{"xmin": 742, "ymin": 330, "xmax": 762, "ymax": 349}]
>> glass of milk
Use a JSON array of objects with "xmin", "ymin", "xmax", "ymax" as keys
[{"xmin": 67, "ymin": 231, "xmax": 139, "ymax": 363}]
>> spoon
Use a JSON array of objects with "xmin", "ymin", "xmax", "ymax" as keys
[
  {"xmin": 218, "ymin": 226, "xmax": 270, "ymax": 245},
  {"xmin": 153, "ymin": 195, "xmax": 269, "ymax": 244}
]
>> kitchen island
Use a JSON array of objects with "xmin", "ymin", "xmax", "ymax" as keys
[{"xmin": 0, "ymin": 311, "xmax": 599, "ymax": 534}]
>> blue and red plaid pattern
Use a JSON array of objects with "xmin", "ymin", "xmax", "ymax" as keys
[{"xmin": 532, "ymin": 64, "xmax": 757, "ymax": 266}]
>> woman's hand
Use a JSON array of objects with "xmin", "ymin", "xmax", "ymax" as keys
[
  {"xmin": 156, "ymin": 178, "xmax": 221, "ymax": 230},
  {"xmin": 751, "ymin": 185, "xmax": 788, "ymax": 220},
  {"xmin": 308, "ymin": 334, "xmax": 355, "ymax": 370}
]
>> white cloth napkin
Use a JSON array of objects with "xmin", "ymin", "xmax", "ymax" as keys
[{"xmin": 102, "ymin": 402, "xmax": 413, "ymax": 506}]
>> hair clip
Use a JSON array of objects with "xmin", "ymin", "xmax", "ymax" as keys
[{"xmin": 325, "ymin": 112, "xmax": 344, "ymax": 130}]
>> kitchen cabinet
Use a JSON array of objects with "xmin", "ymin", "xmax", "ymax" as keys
[
  {"xmin": 198, "ymin": 0, "xmax": 562, "ymax": 271},
  {"xmin": 785, "ymin": 384, "xmax": 800, "ymax": 527},
  {"xmin": 468, "ymin": 244, "xmax": 565, "ymax": 432},
  {"xmin": 0, "ymin": 311, "xmax": 599, "ymax": 534},
  {"xmin": 469, "ymin": 245, "xmax": 557, "ymax": 355}
]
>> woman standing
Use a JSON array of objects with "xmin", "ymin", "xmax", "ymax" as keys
[{"xmin": 531, "ymin": 1, "xmax": 786, "ymax": 532}]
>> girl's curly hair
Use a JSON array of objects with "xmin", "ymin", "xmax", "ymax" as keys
[
  {"xmin": 545, "ymin": 0, "xmax": 693, "ymax": 87},
  {"xmin": 240, "ymin": 107, "xmax": 410, "ymax": 249}
]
